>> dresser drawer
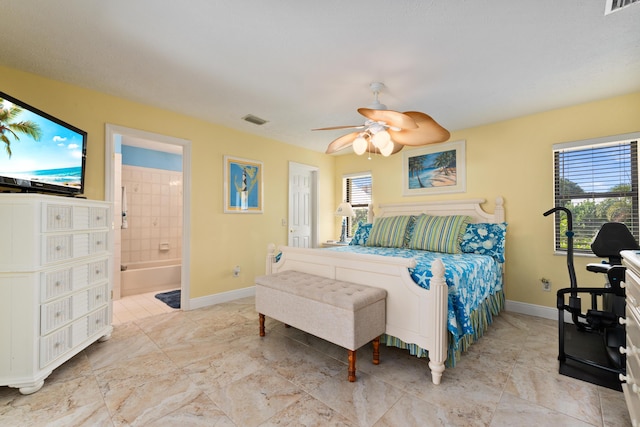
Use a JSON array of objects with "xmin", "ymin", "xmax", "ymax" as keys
[
  {"xmin": 87, "ymin": 306, "xmax": 110, "ymax": 336},
  {"xmin": 42, "ymin": 232, "xmax": 108, "ymax": 265},
  {"xmin": 39, "ymin": 305, "xmax": 111, "ymax": 369},
  {"xmin": 40, "ymin": 267, "xmax": 73, "ymax": 302},
  {"xmin": 87, "ymin": 283, "xmax": 109, "ymax": 311},
  {"xmin": 44, "ymin": 205, "xmax": 73, "ymax": 231},
  {"xmin": 40, "ymin": 283, "xmax": 109, "ymax": 335},
  {"xmin": 42, "ymin": 204, "xmax": 109, "ymax": 232},
  {"xmin": 44, "ymin": 234, "xmax": 74, "ymax": 263},
  {"xmin": 40, "ymin": 297, "xmax": 73, "ymax": 335},
  {"xmin": 627, "ymin": 305, "xmax": 640, "ymax": 355},
  {"xmin": 40, "ymin": 327, "xmax": 73, "ymax": 368},
  {"xmin": 40, "ymin": 258, "xmax": 109, "ymax": 303},
  {"xmin": 88, "ymin": 207, "xmax": 109, "ymax": 229},
  {"xmin": 625, "ymin": 268, "xmax": 640, "ymax": 312}
]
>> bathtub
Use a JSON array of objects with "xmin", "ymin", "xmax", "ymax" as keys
[{"xmin": 121, "ymin": 259, "xmax": 181, "ymax": 297}]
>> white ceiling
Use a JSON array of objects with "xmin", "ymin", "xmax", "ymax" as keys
[{"xmin": 2, "ymin": 1, "xmax": 639, "ymax": 154}]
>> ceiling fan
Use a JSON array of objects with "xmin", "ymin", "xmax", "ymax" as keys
[{"xmin": 315, "ymin": 82, "xmax": 450, "ymax": 157}]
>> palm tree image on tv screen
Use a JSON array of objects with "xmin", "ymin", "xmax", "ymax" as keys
[{"xmin": 0, "ymin": 93, "xmax": 86, "ymax": 194}]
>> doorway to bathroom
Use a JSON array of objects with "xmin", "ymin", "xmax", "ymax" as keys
[{"xmin": 105, "ymin": 125, "xmax": 192, "ymax": 311}]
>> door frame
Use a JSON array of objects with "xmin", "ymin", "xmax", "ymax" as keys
[
  {"xmin": 288, "ymin": 161, "xmax": 319, "ymax": 248},
  {"xmin": 105, "ymin": 124, "xmax": 192, "ymax": 310}
]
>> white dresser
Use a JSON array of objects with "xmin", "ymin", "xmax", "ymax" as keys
[
  {"xmin": 621, "ymin": 250, "xmax": 640, "ymax": 425},
  {"xmin": 0, "ymin": 194, "xmax": 113, "ymax": 394}
]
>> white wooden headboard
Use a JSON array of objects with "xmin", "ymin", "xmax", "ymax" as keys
[{"xmin": 370, "ymin": 197, "xmax": 505, "ymax": 224}]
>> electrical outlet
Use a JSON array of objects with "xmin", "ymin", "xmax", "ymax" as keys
[{"xmin": 541, "ymin": 278, "xmax": 551, "ymax": 292}]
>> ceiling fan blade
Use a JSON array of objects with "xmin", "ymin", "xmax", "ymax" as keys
[
  {"xmin": 312, "ymin": 124, "xmax": 365, "ymax": 131},
  {"xmin": 357, "ymin": 108, "xmax": 418, "ymax": 130},
  {"xmin": 325, "ymin": 132, "xmax": 359, "ymax": 154},
  {"xmin": 388, "ymin": 111, "xmax": 450, "ymax": 146}
]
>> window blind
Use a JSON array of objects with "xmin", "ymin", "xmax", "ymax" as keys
[
  {"xmin": 345, "ymin": 174, "xmax": 372, "ymax": 236},
  {"xmin": 553, "ymin": 137, "xmax": 639, "ymax": 252}
]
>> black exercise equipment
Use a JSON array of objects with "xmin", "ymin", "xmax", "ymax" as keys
[{"xmin": 543, "ymin": 207, "xmax": 638, "ymax": 391}]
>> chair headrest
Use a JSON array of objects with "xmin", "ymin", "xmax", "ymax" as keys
[{"xmin": 591, "ymin": 222, "xmax": 639, "ymax": 258}]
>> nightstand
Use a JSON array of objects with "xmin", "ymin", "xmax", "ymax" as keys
[{"xmin": 322, "ymin": 241, "xmax": 349, "ymax": 248}]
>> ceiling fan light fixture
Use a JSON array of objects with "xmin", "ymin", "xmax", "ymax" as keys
[
  {"xmin": 353, "ymin": 135, "xmax": 368, "ymax": 155},
  {"xmin": 319, "ymin": 82, "xmax": 450, "ymax": 156},
  {"xmin": 372, "ymin": 129, "xmax": 391, "ymax": 149},
  {"xmin": 379, "ymin": 141, "xmax": 394, "ymax": 157}
]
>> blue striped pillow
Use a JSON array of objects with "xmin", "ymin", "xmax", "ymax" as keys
[
  {"xmin": 408, "ymin": 214, "xmax": 472, "ymax": 254},
  {"xmin": 365, "ymin": 215, "xmax": 413, "ymax": 248}
]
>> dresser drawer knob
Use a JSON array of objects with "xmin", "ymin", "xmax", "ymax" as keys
[
  {"xmin": 620, "ymin": 373, "xmax": 631, "ymax": 383},
  {"xmin": 621, "ymin": 282, "xmax": 626, "ymax": 289},
  {"xmin": 55, "ymin": 246, "xmax": 62, "ymax": 251},
  {"xmin": 620, "ymin": 317, "xmax": 628, "ymax": 325},
  {"xmin": 96, "ymin": 241, "xmax": 102, "ymax": 246},
  {"xmin": 55, "ymin": 311, "xmax": 62, "ymax": 318},
  {"xmin": 55, "ymin": 214, "xmax": 62, "ymax": 220},
  {"xmin": 96, "ymin": 294, "xmax": 102, "ymax": 299},
  {"xmin": 95, "ymin": 269, "xmax": 101, "ymax": 275},
  {"xmin": 620, "ymin": 345, "xmax": 639, "ymax": 356},
  {"xmin": 54, "ymin": 281, "xmax": 61, "ymax": 287},
  {"xmin": 96, "ymin": 216, "xmax": 102, "ymax": 221}
]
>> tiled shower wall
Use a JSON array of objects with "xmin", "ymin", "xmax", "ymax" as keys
[{"xmin": 121, "ymin": 165, "xmax": 183, "ymax": 264}]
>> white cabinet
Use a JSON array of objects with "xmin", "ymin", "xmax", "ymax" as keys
[
  {"xmin": 0, "ymin": 194, "xmax": 113, "ymax": 395},
  {"xmin": 621, "ymin": 250, "xmax": 640, "ymax": 425}
]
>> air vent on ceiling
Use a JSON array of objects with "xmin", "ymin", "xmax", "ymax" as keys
[
  {"xmin": 605, "ymin": 0, "xmax": 639, "ymax": 15},
  {"xmin": 242, "ymin": 114, "xmax": 268, "ymax": 126}
]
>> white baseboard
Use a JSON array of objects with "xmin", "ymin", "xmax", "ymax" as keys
[
  {"xmin": 186, "ymin": 291, "xmax": 565, "ymax": 322},
  {"xmin": 506, "ymin": 299, "xmax": 573, "ymax": 322},
  {"xmin": 188, "ymin": 286, "xmax": 256, "ymax": 311}
]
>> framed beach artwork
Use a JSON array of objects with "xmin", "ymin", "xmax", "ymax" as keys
[
  {"xmin": 224, "ymin": 155, "xmax": 263, "ymax": 213},
  {"xmin": 402, "ymin": 140, "xmax": 466, "ymax": 196}
]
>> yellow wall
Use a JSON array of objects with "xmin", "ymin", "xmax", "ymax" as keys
[
  {"xmin": 4, "ymin": 64, "xmax": 639, "ymax": 308},
  {"xmin": 335, "ymin": 92, "xmax": 640, "ymax": 308},
  {"xmin": 0, "ymin": 66, "xmax": 335, "ymax": 298}
]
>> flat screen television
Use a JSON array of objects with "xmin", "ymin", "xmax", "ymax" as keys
[{"xmin": 0, "ymin": 91, "xmax": 87, "ymax": 196}]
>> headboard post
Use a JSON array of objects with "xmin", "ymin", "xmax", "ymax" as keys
[
  {"xmin": 265, "ymin": 243, "xmax": 276, "ymax": 275},
  {"xmin": 494, "ymin": 196, "xmax": 505, "ymax": 222}
]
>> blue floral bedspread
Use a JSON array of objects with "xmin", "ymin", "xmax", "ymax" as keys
[{"xmin": 323, "ymin": 246, "xmax": 503, "ymax": 342}]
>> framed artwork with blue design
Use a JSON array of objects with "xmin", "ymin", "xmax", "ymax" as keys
[
  {"xmin": 224, "ymin": 155, "xmax": 263, "ymax": 213},
  {"xmin": 402, "ymin": 140, "xmax": 466, "ymax": 196}
]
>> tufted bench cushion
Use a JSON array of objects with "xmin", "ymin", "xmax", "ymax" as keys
[
  {"xmin": 255, "ymin": 270, "xmax": 387, "ymax": 381},
  {"xmin": 255, "ymin": 270, "xmax": 386, "ymax": 311}
]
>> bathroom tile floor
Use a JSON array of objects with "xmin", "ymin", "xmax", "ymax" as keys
[
  {"xmin": 0, "ymin": 295, "xmax": 632, "ymax": 426},
  {"xmin": 112, "ymin": 289, "xmax": 179, "ymax": 324}
]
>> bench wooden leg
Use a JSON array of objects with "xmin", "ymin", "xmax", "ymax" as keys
[
  {"xmin": 348, "ymin": 350, "xmax": 356, "ymax": 382},
  {"xmin": 259, "ymin": 313, "xmax": 265, "ymax": 337},
  {"xmin": 372, "ymin": 336, "xmax": 380, "ymax": 365}
]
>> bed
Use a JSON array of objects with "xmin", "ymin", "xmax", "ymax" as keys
[{"xmin": 265, "ymin": 197, "xmax": 506, "ymax": 384}]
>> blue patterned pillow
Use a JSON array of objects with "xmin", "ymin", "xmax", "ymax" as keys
[
  {"xmin": 461, "ymin": 222, "xmax": 507, "ymax": 262},
  {"xmin": 349, "ymin": 223, "xmax": 373, "ymax": 246}
]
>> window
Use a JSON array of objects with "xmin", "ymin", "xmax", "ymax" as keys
[
  {"xmin": 552, "ymin": 133, "xmax": 640, "ymax": 253},
  {"xmin": 344, "ymin": 173, "xmax": 372, "ymax": 236}
]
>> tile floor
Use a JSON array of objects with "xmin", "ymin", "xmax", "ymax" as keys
[
  {"xmin": 0, "ymin": 294, "xmax": 632, "ymax": 426},
  {"xmin": 111, "ymin": 289, "xmax": 180, "ymax": 325}
]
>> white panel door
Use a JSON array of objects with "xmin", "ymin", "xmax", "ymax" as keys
[{"xmin": 288, "ymin": 163, "xmax": 317, "ymax": 248}]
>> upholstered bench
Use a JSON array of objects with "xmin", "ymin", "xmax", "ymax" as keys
[{"xmin": 255, "ymin": 270, "xmax": 387, "ymax": 382}]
